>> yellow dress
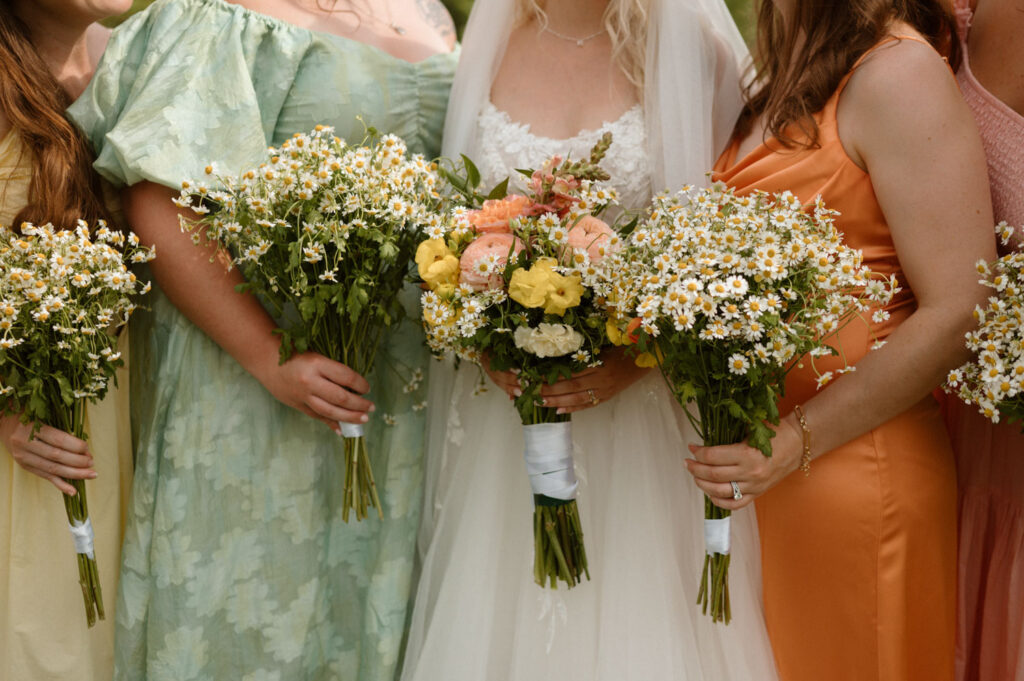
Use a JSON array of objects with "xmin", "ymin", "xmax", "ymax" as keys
[{"xmin": 0, "ymin": 129, "xmax": 133, "ymax": 681}]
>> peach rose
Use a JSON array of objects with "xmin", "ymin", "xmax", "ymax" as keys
[
  {"xmin": 459, "ymin": 232, "xmax": 525, "ymax": 291},
  {"xmin": 566, "ymin": 215, "xmax": 617, "ymax": 262},
  {"xmin": 466, "ymin": 194, "xmax": 534, "ymax": 234}
]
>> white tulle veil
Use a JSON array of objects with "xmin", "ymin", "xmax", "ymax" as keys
[{"xmin": 441, "ymin": 0, "xmax": 751, "ymax": 192}]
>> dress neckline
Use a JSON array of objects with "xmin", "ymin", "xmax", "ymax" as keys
[
  {"xmin": 954, "ymin": 0, "xmax": 1024, "ymax": 127},
  {"xmin": 483, "ymin": 101, "xmax": 642, "ymax": 146},
  {"xmin": 205, "ymin": 0, "xmax": 458, "ymax": 66}
]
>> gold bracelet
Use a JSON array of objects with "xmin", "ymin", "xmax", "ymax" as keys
[{"xmin": 793, "ymin": 404, "xmax": 812, "ymax": 476}]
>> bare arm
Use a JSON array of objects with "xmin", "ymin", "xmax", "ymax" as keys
[
  {"xmin": 688, "ymin": 41, "xmax": 997, "ymax": 507},
  {"xmin": 124, "ymin": 181, "xmax": 376, "ymax": 430}
]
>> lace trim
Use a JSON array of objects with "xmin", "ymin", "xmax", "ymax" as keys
[{"xmin": 475, "ymin": 101, "xmax": 652, "ymax": 212}]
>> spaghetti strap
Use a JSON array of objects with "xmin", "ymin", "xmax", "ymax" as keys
[
  {"xmin": 850, "ymin": 34, "xmax": 936, "ymax": 70},
  {"xmin": 835, "ymin": 34, "xmax": 943, "ymax": 101}
]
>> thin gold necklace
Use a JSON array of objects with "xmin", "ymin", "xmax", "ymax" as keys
[{"xmin": 541, "ymin": 24, "xmax": 606, "ymax": 48}]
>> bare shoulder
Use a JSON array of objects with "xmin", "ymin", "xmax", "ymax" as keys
[
  {"xmin": 838, "ymin": 37, "xmax": 972, "ymax": 166},
  {"xmin": 845, "ymin": 37, "xmax": 961, "ymax": 116},
  {"xmin": 414, "ymin": 0, "xmax": 456, "ymax": 48}
]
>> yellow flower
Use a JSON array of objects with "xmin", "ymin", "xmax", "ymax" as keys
[
  {"xmin": 634, "ymin": 352, "xmax": 658, "ymax": 368},
  {"xmin": 416, "ymin": 239, "xmax": 459, "ymax": 291},
  {"xmin": 509, "ymin": 259, "xmax": 557, "ymax": 309},
  {"xmin": 544, "ymin": 270, "xmax": 583, "ymax": 316},
  {"xmin": 606, "ymin": 319, "xmax": 625, "ymax": 345}
]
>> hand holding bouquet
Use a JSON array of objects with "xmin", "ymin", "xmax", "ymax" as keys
[
  {"xmin": 616, "ymin": 184, "xmax": 895, "ymax": 622},
  {"xmin": 177, "ymin": 125, "xmax": 440, "ymax": 522},
  {"xmin": 420, "ymin": 134, "xmax": 634, "ymax": 588},
  {"xmin": 946, "ymin": 222, "xmax": 1024, "ymax": 428},
  {"xmin": 0, "ymin": 220, "xmax": 154, "ymax": 625}
]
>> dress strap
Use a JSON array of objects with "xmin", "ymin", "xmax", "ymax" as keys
[
  {"xmin": 835, "ymin": 34, "xmax": 942, "ymax": 101},
  {"xmin": 952, "ymin": 0, "xmax": 975, "ymax": 42}
]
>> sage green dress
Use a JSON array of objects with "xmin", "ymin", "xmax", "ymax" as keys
[{"xmin": 67, "ymin": 1, "xmax": 456, "ymax": 679}]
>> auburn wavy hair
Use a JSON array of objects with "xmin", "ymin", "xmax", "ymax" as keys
[
  {"xmin": 0, "ymin": 3, "xmax": 111, "ymax": 229},
  {"xmin": 738, "ymin": 0, "xmax": 959, "ymax": 148}
]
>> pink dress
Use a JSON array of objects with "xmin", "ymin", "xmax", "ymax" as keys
[{"xmin": 946, "ymin": 2, "xmax": 1024, "ymax": 680}]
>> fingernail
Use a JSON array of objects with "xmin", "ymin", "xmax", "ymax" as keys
[
  {"xmin": 87, "ymin": 472, "xmax": 98, "ymax": 479},
  {"xmin": 360, "ymin": 414, "xmax": 369, "ymax": 423},
  {"xmin": 687, "ymin": 443, "xmax": 698, "ymax": 452},
  {"xmin": 556, "ymin": 408, "xmax": 565, "ymax": 415},
  {"xmin": 334, "ymin": 428, "xmax": 342, "ymax": 437},
  {"xmin": 513, "ymin": 388, "xmax": 522, "ymax": 397},
  {"xmin": 67, "ymin": 489, "xmax": 76, "ymax": 496},
  {"xmin": 368, "ymin": 404, "xmax": 376, "ymax": 413}
]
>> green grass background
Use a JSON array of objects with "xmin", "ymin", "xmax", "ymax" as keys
[{"xmin": 109, "ymin": 0, "xmax": 757, "ymax": 42}]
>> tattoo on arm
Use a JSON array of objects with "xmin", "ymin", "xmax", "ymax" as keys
[{"xmin": 416, "ymin": 0, "xmax": 456, "ymax": 43}]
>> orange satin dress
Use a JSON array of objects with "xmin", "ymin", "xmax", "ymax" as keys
[{"xmin": 713, "ymin": 37, "xmax": 957, "ymax": 681}]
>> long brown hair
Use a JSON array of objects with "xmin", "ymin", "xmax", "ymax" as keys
[
  {"xmin": 0, "ymin": 3, "xmax": 111, "ymax": 229},
  {"xmin": 738, "ymin": 0, "xmax": 959, "ymax": 148}
]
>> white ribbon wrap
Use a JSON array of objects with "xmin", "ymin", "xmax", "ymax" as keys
[
  {"xmin": 704, "ymin": 517, "xmax": 731, "ymax": 555},
  {"xmin": 522, "ymin": 422, "xmax": 578, "ymax": 501},
  {"xmin": 339, "ymin": 422, "xmax": 365, "ymax": 439},
  {"xmin": 68, "ymin": 518, "xmax": 95, "ymax": 560}
]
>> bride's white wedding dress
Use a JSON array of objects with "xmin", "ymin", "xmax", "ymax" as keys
[{"xmin": 401, "ymin": 102, "xmax": 780, "ymax": 681}]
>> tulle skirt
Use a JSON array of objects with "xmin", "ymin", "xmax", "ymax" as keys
[
  {"xmin": 403, "ymin": 362, "xmax": 779, "ymax": 681},
  {"xmin": 943, "ymin": 398, "xmax": 1024, "ymax": 681}
]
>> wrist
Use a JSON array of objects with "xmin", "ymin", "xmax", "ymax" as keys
[
  {"xmin": 243, "ymin": 334, "xmax": 286, "ymax": 389},
  {"xmin": 776, "ymin": 412, "xmax": 806, "ymax": 475}
]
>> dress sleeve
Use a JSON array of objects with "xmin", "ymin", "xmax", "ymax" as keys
[{"xmin": 67, "ymin": 0, "xmax": 317, "ymax": 189}]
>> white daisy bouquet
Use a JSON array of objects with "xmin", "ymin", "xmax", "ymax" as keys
[
  {"xmin": 616, "ymin": 184, "xmax": 896, "ymax": 622},
  {"xmin": 176, "ymin": 125, "xmax": 439, "ymax": 522},
  {"xmin": 420, "ymin": 134, "xmax": 637, "ymax": 588},
  {"xmin": 0, "ymin": 220, "xmax": 154, "ymax": 625},
  {"xmin": 945, "ymin": 222, "xmax": 1024, "ymax": 428}
]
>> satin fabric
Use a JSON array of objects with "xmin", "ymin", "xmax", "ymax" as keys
[{"xmin": 713, "ymin": 37, "xmax": 957, "ymax": 681}]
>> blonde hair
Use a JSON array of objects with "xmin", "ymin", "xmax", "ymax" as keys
[{"xmin": 516, "ymin": 0, "xmax": 650, "ymax": 90}]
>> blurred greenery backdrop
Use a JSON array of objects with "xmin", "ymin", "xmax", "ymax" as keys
[{"xmin": 111, "ymin": 0, "xmax": 757, "ymax": 42}]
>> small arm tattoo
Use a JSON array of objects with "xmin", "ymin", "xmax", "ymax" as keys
[{"xmin": 416, "ymin": 0, "xmax": 456, "ymax": 43}]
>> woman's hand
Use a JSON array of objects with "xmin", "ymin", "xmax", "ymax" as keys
[
  {"xmin": 684, "ymin": 413, "xmax": 804, "ymax": 510},
  {"xmin": 482, "ymin": 348, "xmax": 650, "ymax": 413},
  {"xmin": 254, "ymin": 352, "xmax": 375, "ymax": 432},
  {"xmin": 0, "ymin": 416, "xmax": 94, "ymax": 495},
  {"xmin": 124, "ymin": 182, "xmax": 376, "ymax": 433}
]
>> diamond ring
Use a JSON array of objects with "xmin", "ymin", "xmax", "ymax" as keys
[{"xmin": 730, "ymin": 481, "xmax": 743, "ymax": 500}]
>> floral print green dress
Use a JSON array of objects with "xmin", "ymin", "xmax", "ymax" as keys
[{"xmin": 67, "ymin": 1, "xmax": 456, "ymax": 679}]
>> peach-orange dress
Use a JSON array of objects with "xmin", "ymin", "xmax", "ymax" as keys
[{"xmin": 713, "ymin": 37, "xmax": 957, "ymax": 681}]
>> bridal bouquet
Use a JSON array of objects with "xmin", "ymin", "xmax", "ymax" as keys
[
  {"xmin": 0, "ymin": 220, "xmax": 154, "ymax": 625},
  {"xmin": 420, "ymin": 134, "xmax": 632, "ymax": 588},
  {"xmin": 616, "ymin": 184, "xmax": 896, "ymax": 622},
  {"xmin": 176, "ymin": 125, "xmax": 440, "ymax": 522},
  {"xmin": 946, "ymin": 222, "xmax": 1024, "ymax": 428}
]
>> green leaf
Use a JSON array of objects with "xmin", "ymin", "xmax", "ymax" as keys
[
  {"xmin": 485, "ymin": 177, "xmax": 509, "ymax": 201},
  {"xmin": 462, "ymin": 154, "xmax": 481, "ymax": 189}
]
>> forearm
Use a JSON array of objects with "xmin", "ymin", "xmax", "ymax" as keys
[
  {"xmin": 797, "ymin": 304, "xmax": 976, "ymax": 457},
  {"xmin": 124, "ymin": 182, "xmax": 280, "ymax": 383}
]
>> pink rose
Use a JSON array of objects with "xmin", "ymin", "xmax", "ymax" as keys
[
  {"xmin": 566, "ymin": 215, "xmax": 616, "ymax": 262},
  {"xmin": 466, "ymin": 194, "xmax": 535, "ymax": 234},
  {"xmin": 459, "ymin": 232, "xmax": 526, "ymax": 291}
]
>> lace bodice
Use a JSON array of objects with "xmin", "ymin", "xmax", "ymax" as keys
[{"xmin": 475, "ymin": 102, "xmax": 652, "ymax": 212}]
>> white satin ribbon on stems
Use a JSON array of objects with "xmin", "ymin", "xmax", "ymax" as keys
[
  {"xmin": 703, "ymin": 517, "xmax": 731, "ymax": 555},
  {"xmin": 339, "ymin": 421, "xmax": 365, "ymax": 439},
  {"xmin": 68, "ymin": 517, "xmax": 96, "ymax": 560},
  {"xmin": 522, "ymin": 422, "xmax": 578, "ymax": 500}
]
